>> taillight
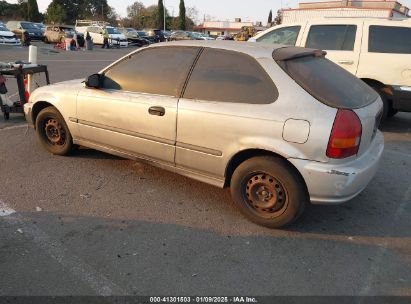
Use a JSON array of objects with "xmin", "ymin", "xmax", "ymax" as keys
[{"xmin": 326, "ymin": 109, "xmax": 362, "ymax": 159}]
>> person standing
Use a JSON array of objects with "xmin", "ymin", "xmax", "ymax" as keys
[{"xmin": 102, "ymin": 26, "xmax": 110, "ymax": 49}]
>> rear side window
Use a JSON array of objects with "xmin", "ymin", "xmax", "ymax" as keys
[
  {"xmin": 103, "ymin": 47, "xmax": 200, "ymax": 96},
  {"xmin": 184, "ymin": 48, "xmax": 278, "ymax": 104},
  {"xmin": 369, "ymin": 25, "xmax": 411, "ymax": 54},
  {"xmin": 257, "ymin": 26, "xmax": 301, "ymax": 46},
  {"xmin": 306, "ymin": 25, "xmax": 357, "ymax": 51},
  {"xmin": 276, "ymin": 55, "xmax": 378, "ymax": 109}
]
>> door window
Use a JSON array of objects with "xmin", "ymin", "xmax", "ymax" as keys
[
  {"xmin": 183, "ymin": 48, "xmax": 278, "ymax": 104},
  {"xmin": 369, "ymin": 25, "xmax": 411, "ymax": 54},
  {"xmin": 306, "ymin": 25, "xmax": 357, "ymax": 51},
  {"xmin": 103, "ymin": 46, "xmax": 200, "ymax": 97},
  {"xmin": 257, "ymin": 26, "xmax": 301, "ymax": 46}
]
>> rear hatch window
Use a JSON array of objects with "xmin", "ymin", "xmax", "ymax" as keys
[{"xmin": 273, "ymin": 47, "xmax": 378, "ymax": 109}]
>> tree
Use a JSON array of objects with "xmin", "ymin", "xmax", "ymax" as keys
[
  {"xmin": 274, "ymin": 9, "xmax": 283, "ymax": 25},
  {"xmin": 17, "ymin": 0, "xmax": 42, "ymax": 21},
  {"xmin": 267, "ymin": 9, "xmax": 273, "ymax": 26},
  {"xmin": 44, "ymin": 0, "xmax": 115, "ymax": 24},
  {"xmin": 178, "ymin": 0, "xmax": 186, "ymax": 30},
  {"xmin": 186, "ymin": 6, "xmax": 199, "ymax": 25},
  {"xmin": 127, "ymin": 1, "xmax": 144, "ymax": 18},
  {"xmin": 45, "ymin": 2, "xmax": 66, "ymax": 24},
  {"xmin": 158, "ymin": 0, "xmax": 164, "ymax": 30},
  {"xmin": 0, "ymin": 1, "xmax": 23, "ymax": 20},
  {"xmin": 29, "ymin": 0, "xmax": 42, "ymax": 21}
]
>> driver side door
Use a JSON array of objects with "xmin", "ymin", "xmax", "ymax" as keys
[{"xmin": 76, "ymin": 46, "xmax": 201, "ymax": 164}]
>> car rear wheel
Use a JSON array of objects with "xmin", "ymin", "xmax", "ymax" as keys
[
  {"xmin": 230, "ymin": 156, "xmax": 308, "ymax": 228},
  {"xmin": 371, "ymin": 86, "xmax": 393, "ymax": 123},
  {"xmin": 35, "ymin": 106, "xmax": 75, "ymax": 156}
]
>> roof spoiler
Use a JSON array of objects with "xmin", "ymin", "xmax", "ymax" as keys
[{"xmin": 273, "ymin": 47, "xmax": 327, "ymax": 61}]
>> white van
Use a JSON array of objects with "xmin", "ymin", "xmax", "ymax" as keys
[
  {"xmin": 251, "ymin": 18, "xmax": 411, "ymax": 120},
  {"xmin": 75, "ymin": 20, "xmax": 128, "ymax": 48}
]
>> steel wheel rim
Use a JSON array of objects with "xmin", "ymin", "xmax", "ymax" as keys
[
  {"xmin": 44, "ymin": 118, "xmax": 66, "ymax": 146},
  {"xmin": 244, "ymin": 173, "xmax": 288, "ymax": 218}
]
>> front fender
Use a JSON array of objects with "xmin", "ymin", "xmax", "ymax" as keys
[{"xmin": 29, "ymin": 84, "xmax": 81, "ymax": 136}]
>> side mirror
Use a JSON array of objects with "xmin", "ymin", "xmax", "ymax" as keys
[{"xmin": 85, "ymin": 74, "xmax": 101, "ymax": 89}]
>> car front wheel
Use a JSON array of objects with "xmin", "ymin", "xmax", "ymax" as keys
[
  {"xmin": 35, "ymin": 106, "xmax": 75, "ymax": 156},
  {"xmin": 230, "ymin": 156, "xmax": 308, "ymax": 228}
]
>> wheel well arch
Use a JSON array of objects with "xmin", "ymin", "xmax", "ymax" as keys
[
  {"xmin": 360, "ymin": 78, "xmax": 385, "ymax": 89},
  {"xmin": 360, "ymin": 77, "xmax": 393, "ymax": 106},
  {"xmin": 31, "ymin": 101, "xmax": 55, "ymax": 129},
  {"xmin": 224, "ymin": 149, "xmax": 307, "ymax": 193}
]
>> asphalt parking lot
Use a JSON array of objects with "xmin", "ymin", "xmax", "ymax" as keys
[{"xmin": 0, "ymin": 44, "xmax": 410, "ymax": 296}]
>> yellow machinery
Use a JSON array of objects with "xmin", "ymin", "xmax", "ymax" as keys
[{"xmin": 234, "ymin": 26, "xmax": 256, "ymax": 42}]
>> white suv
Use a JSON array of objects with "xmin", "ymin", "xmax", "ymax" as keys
[
  {"xmin": 251, "ymin": 18, "xmax": 411, "ymax": 120},
  {"xmin": 75, "ymin": 20, "xmax": 128, "ymax": 48}
]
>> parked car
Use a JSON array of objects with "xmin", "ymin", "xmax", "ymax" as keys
[
  {"xmin": 144, "ymin": 29, "xmax": 166, "ymax": 43},
  {"xmin": 24, "ymin": 41, "xmax": 384, "ymax": 228},
  {"xmin": 163, "ymin": 30, "xmax": 172, "ymax": 41},
  {"xmin": 43, "ymin": 25, "xmax": 84, "ymax": 47},
  {"xmin": 6, "ymin": 21, "xmax": 43, "ymax": 41},
  {"xmin": 169, "ymin": 31, "xmax": 202, "ymax": 41},
  {"xmin": 251, "ymin": 17, "xmax": 411, "ymax": 120},
  {"xmin": 75, "ymin": 20, "xmax": 128, "ymax": 48},
  {"xmin": 33, "ymin": 22, "xmax": 45, "ymax": 33},
  {"xmin": 191, "ymin": 32, "xmax": 215, "ymax": 40},
  {"xmin": 117, "ymin": 27, "xmax": 150, "ymax": 46},
  {"xmin": 0, "ymin": 23, "xmax": 21, "ymax": 46},
  {"xmin": 216, "ymin": 35, "xmax": 234, "ymax": 41}
]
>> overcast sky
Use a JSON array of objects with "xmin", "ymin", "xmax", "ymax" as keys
[{"xmin": 6, "ymin": 0, "xmax": 411, "ymax": 22}]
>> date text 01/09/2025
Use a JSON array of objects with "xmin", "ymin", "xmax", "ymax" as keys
[{"xmin": 149, "ymin": 296, "xmax": 258, "ymax": 303}]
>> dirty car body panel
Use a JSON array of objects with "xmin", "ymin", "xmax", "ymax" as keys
[{"xmin": 25, "ymin": 41, "xmax": 384, "ymax": 226}]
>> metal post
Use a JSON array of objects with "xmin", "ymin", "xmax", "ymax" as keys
[{"xmin": 27, "ymin": 45, "xmax": 38, "ymax": 94}]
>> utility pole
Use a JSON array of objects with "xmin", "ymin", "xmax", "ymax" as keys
[
  {"xmin": 163, "ymin": 0, "xmax": 166, "ymax": 31},
  {"xmin": 101, "ymin": 4, "xmax": 104, "ymax": 21}
]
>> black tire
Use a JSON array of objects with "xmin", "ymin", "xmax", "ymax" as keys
[
  {"xmin": 387, "ymin": 108, "xmax": 398, "ymax": 118},
  {"xmin": 35, "ymin": 106, "xmax": 75, "ymax": 156},
  {"xmin": 371, "ymin": 86, "xmax": 391, "ymax": 124},
  {"xmin": 43, "ymin": 36, "xmax": 49, "ymax": 44},
  {"xmin": 230, "ymin": 156, "xmax": 308, "ymax": 228}
]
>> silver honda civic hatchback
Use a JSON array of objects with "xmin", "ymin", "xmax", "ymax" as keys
[{"xmin": 24, "ymin": 41, "xmax": 384, "ymax": 228}]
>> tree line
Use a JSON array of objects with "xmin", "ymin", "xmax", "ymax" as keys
[
  {"xmin": 0, "ymin": 0, "xmax": 193, "ymax": 30},
  {"xmin": 0, "ymin": 0, "xmax": 42, "ymax": 22},
  {"xmin": 123, "ymin": 0, "xmax": 193, "ymax": 30}
]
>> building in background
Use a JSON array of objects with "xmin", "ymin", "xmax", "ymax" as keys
[
  {"xmin": 194, "ymin": 18, "xmax": 254, "ymax": 37},
  {"xmin": 281, "ymin": 0, "xmax": 410, "ymax": 23}
]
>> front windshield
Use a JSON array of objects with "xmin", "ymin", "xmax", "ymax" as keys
[
  {"xmin": 21, "ymin": 22, "xmax": 37, "ymax": 30},
  {"xmin": 0, "ymin": 25, "xmax": 9, "ymax": 31},
  {"xmin": 138, "ymin": 31, "xmax": 146, "ymax": 36},
  {"xmin": 107, "ymin": 27, "xmax": 120, "ymax": 34}
]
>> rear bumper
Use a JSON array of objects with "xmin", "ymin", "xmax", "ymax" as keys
[
  {"xmin": 289, "ymin": 131, "xmax": 384, "ymax": 204},
  {"xmin": 391, "ymin": 86, "xmax": 411, "ymax": 112}
]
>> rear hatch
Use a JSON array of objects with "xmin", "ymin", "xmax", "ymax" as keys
[{"xmin": 274, "ymin": 47, "xmax": 382, "ymax": 157}]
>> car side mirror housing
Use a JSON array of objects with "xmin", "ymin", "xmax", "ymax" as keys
[{"xmin": 85, "ymin": 74, "xmax": 101, "ymax": 89}]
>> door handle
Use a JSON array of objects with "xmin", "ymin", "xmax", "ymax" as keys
[
  {"xmin": 148, "ymin": 106, "xmax": 165, "ymax": 116},
  {"xmin": 338, "ymin": 60, "xmax": 354, "ymax": 65}
]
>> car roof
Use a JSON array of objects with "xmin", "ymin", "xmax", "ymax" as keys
[{"xmin": 149, "ymin": 40, "xmax": 293, "ymax": 59}]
